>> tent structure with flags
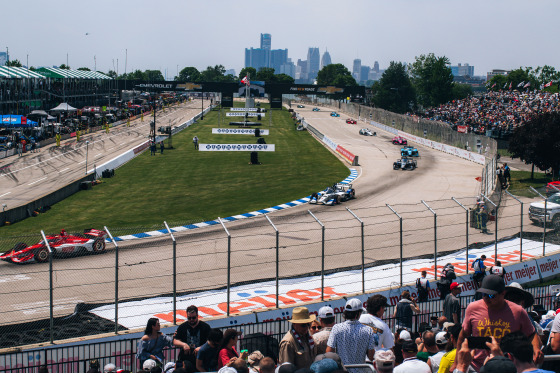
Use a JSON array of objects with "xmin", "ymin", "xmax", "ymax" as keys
[
  {"xmin": 0, "ymin": 115, "xmax": 39, "ymax": 128},
  {"xmin": 50, "ymin": 103, "xmax": 78, "ymax": 112},
  {"xmin": 0, "ymin": 66, "xmax": 46, "ymax": 79},
  {"xmin": 35, "ymin": 67, "xmax": 111, "ymax": 80}
]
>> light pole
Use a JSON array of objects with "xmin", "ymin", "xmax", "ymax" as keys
[{"xmin": 85, "ymin": 141, "xmax": 89, "ymax": 175}]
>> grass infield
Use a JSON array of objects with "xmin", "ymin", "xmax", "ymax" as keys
[
  {"xmin": 0, "ymin": 104, "xmax": 349, "ymax": 239},
  {"xmin": 507, "ymin": 170, "xmax": 553, "ymax": 197}
]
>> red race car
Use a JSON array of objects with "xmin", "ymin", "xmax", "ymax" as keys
[
  {"xmin": 346, "ymin": 118, "xmax": 357, "ymax": 124},
  {"xmin": 392, "ymin": 136, "xmax": 407, "ymax": 145},
  {"xmin": 1, "ymin": 229, "xmax": 108, "ymax": 264}
]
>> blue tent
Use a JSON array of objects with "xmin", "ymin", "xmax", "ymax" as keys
[{"xmin": 0, "ymin": 115, "xmax": 39, "ymax": 128}]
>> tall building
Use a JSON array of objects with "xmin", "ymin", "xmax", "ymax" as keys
[
  {"xmin": 321, "ymin": 49, "xmax": 332, "ymax": 69},
  {"xmin": 260, "ymin": 33, "xmax": 271, "ymax": 50},
  {"xmin": 450, "ymin": 63, "xmax": 474, "ymax": 77},
  {"xmin": 270, "ymin": 49, "xmax": 288, "ymax": 73},
  {"xmin": 0, "ymin": 52, "xmax": 7, "ymax": 66},
  {"xmin": 352, "ymin": 59, "xmax": 361, "ymax": 81},
  {"xmin": 245, "ymin": 47, "xmax": 269, "ymax": 71},
  {"xmin": 279, "ymin": 58, "xmax": 296, "ymax": 78},
  {"xmin": 296, "ymin": 59, "xmax": 307, "ymax": 81},
  {"xmin": 360, "ymin": 66, "xmax": 371, "ymax": 83},
  {"xmin": 373, "ymin": 61, "xmax": 380, "ymax": 73},
  {"xmin": 307, "ymin": 48, "xmax": 320, "ymax": 81}
]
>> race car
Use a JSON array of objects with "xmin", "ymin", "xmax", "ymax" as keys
[
  {"xmin": 309, "ymin": 183, "xmax": 356, "ymax": 205},
  {"xmin": 1, "ymin": 228, "xmax": 108, "ymax": 264},
  {"xmin": 297, "ymin": 105, "xmax": 305, "ymax": 108},
  {"xmin": 401, "ymin": 146, "xmax": 419, "ymax": 157},
  {"xmin": 346, "ymin": 118, "xmax": 357, "ymax": 124},
  {"xmin": 312, "ymin": 107, "xmax": 320, "ymax": 111},
  {"xmin": 330, "ymin": 112, "xmax": 340, "ymax": 117},
  {"xmin": 359, "ymin": 128, "xmax": 376, "ymax": 136},
  {"xmin": 392, "ymin": 136, "xmax": 407, "ymax": 145},
  {"xmin": 393, "ymin": 157, "xmax": 417, "ymax": 170}
]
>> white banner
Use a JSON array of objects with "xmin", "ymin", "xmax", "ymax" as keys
[
  {"xmin": 212, "ymin": 128, "xmax": 269, "ymax": 135},
  {"xmin": 226, "ymin": 112, "xmax": 265, "ymax": 117},
  {"xmin": 199, "ymin": 144, "xmax": 275, "ymax": 151},
  {"xmin": 322, "ymin": 135, "xmax": 338, "ymax": 151},
  {"xmin": 230, "ymin": 108, "xmax": 259, "ymax": 111}
]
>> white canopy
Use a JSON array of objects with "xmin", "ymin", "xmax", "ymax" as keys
[{"xmin": 50, "ymin": 103, "xmax": 78, "ymax": 112}]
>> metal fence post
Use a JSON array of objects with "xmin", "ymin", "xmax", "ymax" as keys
[
  {"xmin": 530, "ymin": 187, "xmax": 547, "ymax": 256},
  {"xmin": 40, "ymin": 230, "xmax": 54, "ymax": 344},
  {"xmin": 104, "ymin": 226, "xmax": 119, "ymax": 334},
  {"xmin": 265, "ymin": 215, "xmax": 280, "ymax": 309},
  {"xmin": 481, "ymin": 194, "xmax": 498, "ymax": 260},
  {"xmin": 451, "ymin": 198, "xmax": 469, "ymax": 274},
  {"xmin": 164, "ymin": 221, "xmax": 177, "ymax": 325},
  {"xmin": 346, "ymin": 208, "xmax": 365, "ymax": 293},
  {"xmin": 308, "ymin": 210, "xmax": 325, "ymax": 301},
  {"xmin": 504, "ymin": 191, "xmax": 524, "ymax": 262},
  {"xmin": 386, "ymin": 204, "xmax": 403, "ymax": 287},
  {"xmin": 421, "ymin": 201, "xmax": 438, "ymax": 280},
  {"xmin": 218, "ymin": 218, "xmax": 231, "ymax": 316}
]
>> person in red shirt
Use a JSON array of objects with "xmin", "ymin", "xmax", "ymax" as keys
[
  {"xmin": 457, "ymin": 275, "xmax": 542, "ymax": 371},
  {"xmin": 217, "ymin": 329, "xmax": 247, "ymax": 369}
]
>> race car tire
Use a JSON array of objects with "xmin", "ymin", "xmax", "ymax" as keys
[
  {"xmin": 335, "ymin": 195, "xmax": 341, "ymax": 204},
  {"xmin": 35, "ymin": 247, "xmax": 50, "ymax": 263},
  {"xmin": 92, "ymin": 239, "xmax": 106, "ymax": 253},
  {"xmin": 13, "ymin": 242, "xmax": 27, "ymax": 251},
  {"xmin": 351, "ymin": 190, "xmax": 356, "ymax": 198}
]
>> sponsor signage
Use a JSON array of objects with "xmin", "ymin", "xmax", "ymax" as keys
[
  {"xmin": 212, "ymin": 128, "xmax": 269, "ymax": 135},
  {"xmin": 457, "ymin": 125, "xmax": 468, "ymax": 133},
  {"xmin": 226, "ymin": 112, "xmax": 265, "ymax": 117},
  {"xmin": 199, "ymin": 144, "xmax": 275, "ymax": 151},
  {"xmin": 336, "ymin": 145, "xmax": 355, "ymax": 163},
  {"xmin": 230, "ymin": 108, "xmax": 258, "ymax": 111}
]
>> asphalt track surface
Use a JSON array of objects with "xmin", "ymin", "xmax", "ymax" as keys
[
  {"xmin": 0, "ymin": 103, "xmax": 550, "ymax": 340},
  {"xmin": 0, "ymin": 100, "xmax": 208, "ymax": 209}
]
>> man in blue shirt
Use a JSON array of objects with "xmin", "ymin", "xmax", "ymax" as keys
[
  {"xmin": 472, "ymin": 255, "xmax": 486, "ymax": 289},
  {"xmin": 196, "ymin": 328, "xmax": 223, "ymax": 372}
]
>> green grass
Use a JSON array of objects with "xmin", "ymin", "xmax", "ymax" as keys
[
  {"xmin": 0, "ymin": 104, "xmax": 349, "ymax": 240},
  {"xmin": 508, "ymin": 170, "xmax": 553, "ymax": 197},
  {"xmin": 498, "ymin": 148, "xmax": 512, "ymax": 157}
]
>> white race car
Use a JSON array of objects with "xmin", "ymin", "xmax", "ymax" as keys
[
  {"xmin": 309, "ymin": 183, "xmax": 356, "ymax": 205},
  {"xmin": 359, "ymin": 128, "xmax": 375, "ymax": 136}
]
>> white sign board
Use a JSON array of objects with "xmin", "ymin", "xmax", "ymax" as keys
[
  {"xmin": 199, "ymin": 144, "xmax": 275, "ymax": 151},
  {"xmin": 226, "ymin": 112, "xmax": 265, "ymax": 117},
  {"xmin": 212, "ymin": 128, "xmax": 269, "ymax": 135},
  {"xmin": 230, "ymin": 108, "xmax": 258, "ymax": 111}
]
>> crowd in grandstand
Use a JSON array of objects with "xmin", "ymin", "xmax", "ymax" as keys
[
  {"xmin": 73, "ymin": 267, "xmax": 560, "ymax": 374},
  {"xmin": 418, "ymin": 91, "xmax": 560, "ymax": 134}
]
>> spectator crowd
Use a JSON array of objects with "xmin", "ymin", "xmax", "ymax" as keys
[
  {"xmin": 76, "ymin": 268, "xmax": 560, "ymax": 374},
  {"xmin": 417, "ymin": 91, "xmax": 560, "ymax": 135}
]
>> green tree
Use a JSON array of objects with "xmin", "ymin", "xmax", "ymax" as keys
[
  {"xmin": 371, "ymin": 61, "xmax": 416, "ymax": 113},
  {"xmin": 121, "ymin": 70, "xmax": 147, "ymax": 80},
  {"xmin": 59, "ymin": 64, "xmax": 70, "ymax": 70},
  {"xmin": 409, "ymin": 53, "xmax": 453, "ymax": 107},
  {"xmin": 256, "ymin": 67, "xmax": 276, "ymax": 83},
  {"xmin": 274, "ymin": 73, "xmax": 295, "ymax": 84},
  {"xmin": 6, "ymin": 59, "xmax": 23, "ymax": 67},
  {"xmin": 78, "ymin": 67, "xmax": 91, "ymax": 71},
  {"xmin": 487, "ymin": 74, "xmax": 508, "ymax": 91},
  {"xmin": 239, "ymin": 67, "xmax": 257, "ymax": 81},
  {"xmin": 106, "ymin": 70, "xmax": 117, "ymax": 79},
  {"xmin": 200, "ymin": 65, "xmax": 226, "ymax": 82},
  {"xmin": 145, "ymin": 70, "xmax": 164, "ymax": 81},
  {"xmin": 508, "ymin": 112, "xmax": 560, "ymax": 180},
  {"xmin": 316, "ymin": 63, "xmax": 357, "ymax": 86},
  {"xmin": 451, "ymin": 83, "xmax": 473, "ymax": 100},
  {"xmin": 177, "ymin": 67, "xmax": 201, "ymax": 82},
  {"xmin": 507, "ymin": 68, "xmax": 534, "ymax": 90}
]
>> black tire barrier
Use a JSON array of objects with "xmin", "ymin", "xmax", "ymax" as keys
[{"xmin": 80, "ymin": 181, "xmax": 92, "ymax": 190}]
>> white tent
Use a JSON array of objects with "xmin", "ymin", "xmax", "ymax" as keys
[{"xmin": 50, "ymin": 103, "xmax": 78, "ymax": 112}]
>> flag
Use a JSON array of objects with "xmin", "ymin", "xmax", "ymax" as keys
[
  {"xmin": 545, "ymin": 81, "xmax": 553, "ymax": 87},
  {"xmin": 524, "ymin": 82, "xmax": 531, "ymax": 88},
  {"xmin": 491, "ymin": 83, "xmax": 496, "ymax": 88},
  {"xmin": 509, "ymin": 82, "xmax": 512, "ymax": 90},
  {"xmin": 503, "ymin": 83, "xmax": 507, "ymax": 89},
  {"xmin": 241, "ymin": 76, "xmax": 249, "ymax": 85},
  {"xmin": 517, "ymin": 81, "xmax": 524, "ymax": 88}
]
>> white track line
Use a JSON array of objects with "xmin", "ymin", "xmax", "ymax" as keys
[
  {"xmin": 28, "ymin": 177, "xmax": 47, "ymax": 186},
  {"xmin": 0, "ymin": 191, "xmax": 11, "ymax": 197},
  {"xmin": 60, "ymin": 168, "xmax": 70, "ymax": 173}
]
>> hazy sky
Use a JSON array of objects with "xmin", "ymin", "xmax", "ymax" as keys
[{"xmin": 3, "ymin": 0, "xmax": 559, "ymax": 79}]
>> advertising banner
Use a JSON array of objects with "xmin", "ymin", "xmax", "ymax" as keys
[
  {"xmin": 457, "ymin": 125, "xmax": 468, "ymax": 133},
  {"xmin": 230, "ymin": 108, "xmax": 258, "ymax": 111},
  {"xmin": 199, "ymin": 144, "xmax": 275, "ymax": 151},
  {"xmin": 322, "ymin": 135, "xmax": 338, "ymax": 151},
  {"xmin": 212, "ymin": 128, "xmax": 269, "ymax": 135},
  {"xmin": 226, "ymin": 113, "xmax": 265, "ymax": 117},
  {"xmin": 335, "ymin": 145, "xmax": 355, "ymax": 163}
]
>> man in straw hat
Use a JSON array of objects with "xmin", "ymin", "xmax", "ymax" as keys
[{"xmin": 278, "ymin": 306, "xmax": 317, "ymax": 370}]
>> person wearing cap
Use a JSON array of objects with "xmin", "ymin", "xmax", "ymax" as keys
[
  {"xmin": 359, "ymin": 294, "xmax": 394, "ymax": 352},
  {"xmin": 426, "ymin": 332, "xmax": 448, "ymax": 372},
  {"xmin": 393, "ymin": 340, "xmax": 431, "ymax": 373},
  {"xmin": 103, "ymin": 363, "xmax": 116, "ymax": 373},
  {"xmin": 327, "ymin": 298, "xmax": 376, "ymax": 371},
  {"xmin": 393, "ymin": 291, "xmax": 420, "ymax": 331},
  {"xmin": 143, "ymin": 359, "xmax": 158, "ymax": 372},
  {"xmin": 437, "ymin": 324, "xmax": 461, "ymax": 373},
  {"xmin": 442, "ymin": 282, "xmax": 463, "ymax": 324},
  {"xmin": 313, "ymin": 306, "xmax": 336, "ymax": 355},
  {"xmin": 373, "ymin": 349, "xmax": 395, "ymax": 373},
  {"xmin": 314, "ymin": 352, "xmax": 345, "ymax": 372},
  {"xmin": 278, "ymin": 306, "xmax": 317, "ymax": 370},
  {"xmin": 457, "ymin": 274, "xmax": 541, "ymax": 371},
  {"xmin": 247, "ymin": 350, "xmax": 264, "ymax": 373}
]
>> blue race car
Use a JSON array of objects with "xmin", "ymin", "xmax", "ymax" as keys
[
  {"xmin": 312, "ymin": 107, "xmax": 320, "ymax": 111},
  {"xmin": 309, "ymin": 183, "xmax": 356, "ymax": 205},
  {"xmin": 401, "ymin": 146, "xmax": 419, "ymax": 157},
  {"xmin": 330, "ymin": 112, "xmax": 340, "ymax": 117}
]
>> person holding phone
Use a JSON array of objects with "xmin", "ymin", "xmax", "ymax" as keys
[{"xmin": 456, "ymin": 275, "xmax": 541, "ymax": 372}]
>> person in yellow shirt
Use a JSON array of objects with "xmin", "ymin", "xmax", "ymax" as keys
[{"xmin": 438, "ymin": 324, "xmax": 461, "ymax": 373}]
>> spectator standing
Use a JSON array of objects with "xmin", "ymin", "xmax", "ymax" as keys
[
  {"xmin": 136, "ymin": 318, "xmax": 173, "ymax": 367},
  {"xmin": 457, "ymin": 275, "xmax": 540, "ymax": 371},
  {"xmin": 160, "ymin": 141, "xmax": 164, "ymax": 154},
  {"xmin": 427, "ymin": 332, "xmax": 447, "ymax": 372},
  {"xmin": 503, "ymin": 163, "xmax": 511, "ymax": 186},
  {"xmin": 416, "ymin": 330, "xmax": 439, "ymax": 363},
  {"xmin": 150, "ymin": 140, "xmax": 156, "ymax": 156},
  {"xmin": 545, "ymin": 310, "xmax": 560, "ymax": 371},
  {"xmin": 193, "ymin": 135, "xmax": 199, "ymax": 150},
  {"xmin": 309, "ymin": 320, "xmax": 322, "ymax": 336},
  {"xmin": 327, "ymin": 298, "xmax": 376, "ymax": 371},
  {"xmin": 393, "ymin": 340, "xmax": 431, "ymax": 373},
  {"xmin": 313, "ymin": 306, "xmax": 336, "ymax": 355},
  {"xmin": 437, "ymin": 324, "xmax": 461, "ymax": 373},
  {"xmin": 173, "ymin": 305, "xmax": 212, "ymax": 371},
  {"xmin": 373, "ymin": 350, "xmax": 396, "ymax": 373},
  {"xmin": 472, "ymin": 255, "xmax": 487, "ymax": 288},
  {"xmin": 196, "ymin": 328, "xmax": 223, "ymax": 372},
  {"xmin": 489, "ymin": 260, "xmax": 506, "ymax": 279},
  {"xmin": 217, "ymin": 329, "xmax": 246, "ymax": 369},
  {"xmin": 359, "ymin": 294, "xmax": 394, "ymax": 351},
  {"xmin": 442, "ymin": 282, "xmax": 462, "ymax": 324},
  {"xmin": 393, "ymin": 291, "xmax": 420, "ymax": 331},
  {"xmin": 438, "ymin": 264, "xmax": 456, "ymax": 300},
  {"xmin": 416, "ymin": 270, "xmax": 431, "ymax": 302},
  {"xmin": 278, "ymin": 306, "xmax": 316, "ymax": 370}
]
